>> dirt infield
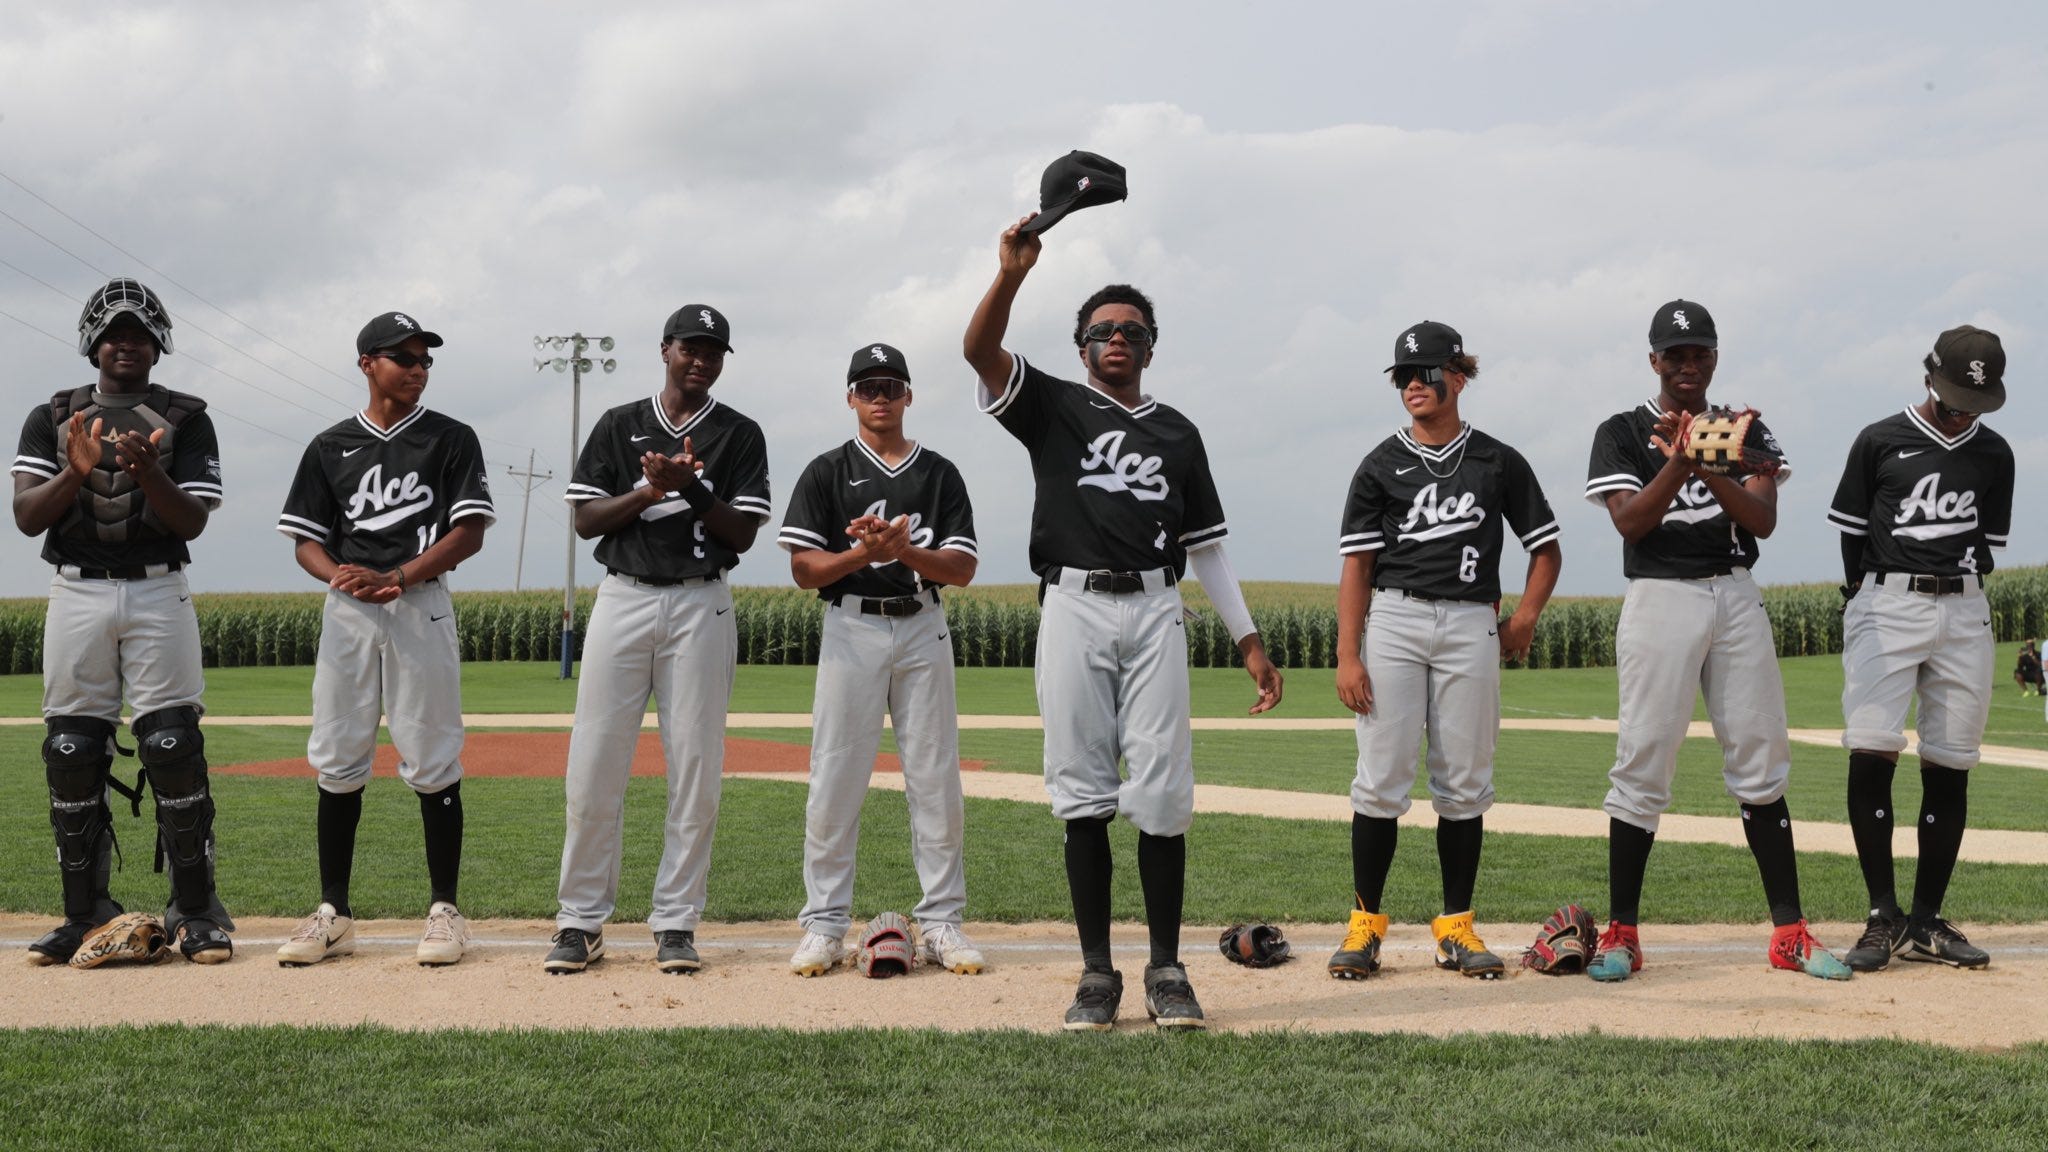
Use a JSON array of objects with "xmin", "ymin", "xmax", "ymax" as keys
[
  {"xmin": 214, "ymin": 734, "xmax": 987, "ymax": 779},
  {"xmin": 6, "ymin": 914, "xmax": 2045, "ymax": 1047}
]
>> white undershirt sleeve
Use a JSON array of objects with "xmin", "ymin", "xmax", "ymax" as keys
[{"xmin": 1186, "ymin": 540, "xmax": 1257, "ymax": 645}]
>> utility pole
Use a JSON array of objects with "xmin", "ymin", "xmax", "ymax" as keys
[
  {"xmin": 534, "ymin": 333, "xmax": 616, "ymax": 679},
  {"xmin": 504, "ymin": 449, "xmax": 552, "ymax": 591}
]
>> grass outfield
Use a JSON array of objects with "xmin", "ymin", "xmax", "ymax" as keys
[
  {"xmin": 1, "ymin": 727, "xmax": 2044, "ymax": 924},
  {"xmin": 1, "ymin": 1027, "xmax": 2044, "ymax": 1149}
]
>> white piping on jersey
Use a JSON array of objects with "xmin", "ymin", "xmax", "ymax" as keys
[
  {"xmin": 938, "ymin": 536, "xmax": 979, "ymax": 555},
  {"xmin": 778, "ymin": 525, "xmax": 830, "ymax": 549},
  {"xmin": 1519, "ymin": 520, "xmax": 1561, "ymax": 549},
  {"xmin": 1827, "ymin": 507, "xmax": 1870, "ymax": 536},
  {"xmin": 1903, "ymin": 404, "xmax": 1981, "ymax": 450},
  {"xmin": 978, "ymin": 352, "xmax": 1158, "ymax": 417},
  {"xmin": 276, "ymin": 512, "xmax": 330, "ymax": 543},
  {"xmin": 563, "ymin": 482, "xmax": 609, "ymax": 503},
  {"xmin": 649, "ymin": 394, "xmax": 718, "ymax": 439},
  {"xmin": 354, "ymin": 407, "xmax": 427, "ymax": 440},
  {"xmin": 1180, "ymin": 522, "xmax": 1228, "ymax": 546},
  {"xmin": 1582, "ymin": 473, "xmax": 1643, "ymax": 505},
  {"xmin": 1338, "ymin": 529, "xmax": 1386, "ymax": 556},
  {"xmin": 852, "ymin": 437, "xmax": 922, "ymax": 477},
  {"xmin": 11, "ymin": 454, "xmax": 58, "ymax": 479},
  {"xmin": 448, "ymin": 499, "xmax": 496, "ymax": 525},
  {"xmin": 1396, "ymin": 424, "xmax": 1471, "ymax": 461}
]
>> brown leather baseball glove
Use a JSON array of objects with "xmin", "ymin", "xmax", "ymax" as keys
[
  {"xmin": 1519, "ymin": 904, "xmax": 1598, "ymax": 975},
  {"xmin": 69, "ymin": 911, "xmax": 170, "ymax": 969}
]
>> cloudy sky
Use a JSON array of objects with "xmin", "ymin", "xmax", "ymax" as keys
[{"xmin": 3, "ymin": 1, "xmax": 2042, "ymax": 598}]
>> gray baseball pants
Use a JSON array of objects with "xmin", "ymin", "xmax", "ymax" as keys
[
  {"xmin": 799, "ymin": 597, "xmax": 966, "ymax": 937},
  {"xmin": 1351, "ymin": 592, "xmax": 1499, "ymax": 820},
  {"xmin": 556, "ymin": 573, "xmax": 737, "ymax": 934},
  {"xmin": 42, "ymin": 568, "xmax": 204, "ymax": 721},
  {"xmin": 1605, "ymin": 569, "xmax": 1791, "ymax": 832},
  {"xmin": 308, "ymin": 580, "xmax": 464, "ymax": 794},
  {"xmin": 1841, "ymin": 574, "xmax": 1993, "ymax": 768},
  {"xmin": 1035, "ymin": 569, "xmax": 1193, "ymax": 837}
]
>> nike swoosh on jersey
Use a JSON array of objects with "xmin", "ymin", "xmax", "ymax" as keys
[
  {"xmin": 1396, "ymin": 466, "xmax": 1418, "ymax": 475},
  {"xmin": 341, "ymin": 446, "xmax": 364, "ymax": 458},
  {"xmin": 631, "ymin": 435, "xmax": 653, "ymax": 443},
  {"xmin": 1898, "ymin": 450, "xmax": 1924, "ymax": 458},
  {"xmin": 850, "ymin": 479, "xmax": 871, "ymax": 486}
]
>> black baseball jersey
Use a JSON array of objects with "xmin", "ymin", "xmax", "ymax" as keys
[
  {"xmin": 982, "ymin": 353, "xmax": 1226, "ymax": 577},
  {"xmin": 1826, "ymin": 407, "xmax": 2013, "ymax": 576},
  {"xmin": 1338, "ymin": 425, "xmax": 1559, "ymax": 602},
  {"xmin": 777, "ymin": 439, "xmax": 977, "ymax": 599},
  {"xmin": 564, "ymin": 395, "xmax": 771, "ymax": 580},
  {"xmin": 1584, "ymin": 400, "xmax": 1791, "ymax": 580},
  {"xmin": 277, "ymin": 408, "xmax": 495, "ymax": 569},
  {"xmin": 13, "ymin": 395, "xmax": 223, "ymax": 568}
]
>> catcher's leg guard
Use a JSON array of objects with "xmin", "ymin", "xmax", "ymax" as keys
[
  {"xmin": 42, "ymin": 716, "xmax": 124, "ymax": 925},
  {"xmin": 134, "ymin": 707, "xmax": 231, "ymax": 932}
]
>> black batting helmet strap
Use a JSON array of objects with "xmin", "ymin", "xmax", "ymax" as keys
[{"xmin": 78, "ymin": 278, "xmax": 175, "ymax": 364}]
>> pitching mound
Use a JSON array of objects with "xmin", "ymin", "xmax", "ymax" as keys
[{"xmin": 215, "ymin": 733, "xmax": 989, "ymax": 779}]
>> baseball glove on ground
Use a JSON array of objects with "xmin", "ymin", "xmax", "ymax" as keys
[
  {"xmin": 1218, "ymin": 922, "xmax": 1292, "ymax": 968},
  {"xmin": 1683, "ymin": 407, "xmax": 1781, "ymax": 477},
  {"xmin": 1519, "ymin": 904, "xmax": 1597, "ymax": 975},
  {"xmin": 69, "ymin": 912, "xmax": 170, "ymax": 969},
  {"xmin": 856, "ymin": 911, "xmax": 915, "ymax": 979}
]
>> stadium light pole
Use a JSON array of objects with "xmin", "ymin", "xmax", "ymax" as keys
[{"xmin": 534, "ymin": 334, "xmax": 616, "ymax": 679}]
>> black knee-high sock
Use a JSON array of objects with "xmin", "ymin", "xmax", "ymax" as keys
[
  {"xmin": 1846, "ymin": 752, "xmax": 1899, "ymax": 916},
  {"xmin": 317, "ymin": 787, "xmax": 364, "ymax": 917},
  {"xmin": 1911, "ymin": 762, "xmax": 1970, "ymax": 923},
  {"xmin": 1064, "ymin": 816, "xmax": 1115, "ymax": 972},
  {"xmin": 419, "ymin": 781, "xmax": 463, "ymax": 908},
  {"xmin": 1741, "ymin": 797, "xmax": 1803, "ymax": 927},
  {"xmin": 1608, "ymin": 817, "xmax": 1655, "ymax": 925},
  {"xmin": 1351, "ymin": 814, "xmax": 1399, "ymax": 914},
  {"xmin": 1436, "ymin": 816, "xmax": 1483, "ymax": 915},
  {"xmin": 1136, "ymin": 831, "xmax": 1185, "ymax": 969}
]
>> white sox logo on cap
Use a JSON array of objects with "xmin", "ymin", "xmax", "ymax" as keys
[
  {"xmin": 1405, "ymin": 333, "xmax": 1420, "ymax": 353},
  {"xmin": 870, "ymin": 346, "xmax": 889, "ymax": 362},
  {"xmin": 393, "ymin": 314, "xmax": 417, "ymax": 331},
  {"xmin": 1671, "ymin": 309, "xmax": 1690, "ymax": 330},
  {"xmin": 699, "ymin": 309, "xmax": 716, "ymax": 329},
  {"xmin": 1968, "ymin": 360, "xmax": 1987, "ymax": 385}
]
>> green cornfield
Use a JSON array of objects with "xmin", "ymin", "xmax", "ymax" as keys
[{"xmin": 0, "ymin": 567, "xmax": 2044, "ymax": 673}]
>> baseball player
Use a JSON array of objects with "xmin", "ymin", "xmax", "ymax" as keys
[
  {"xmin": 1581, "ymin": 299, "xmax": 1849, "ymax": 982},
  {"xmin": 1328, "ymin": 322, "xmax": 1562, "ymax": 982},
  {"xmin": 546, "ymin": 304, "xmax": 771, "ymax": 975},
  {"xmin": 964, "ymin": 217, "xmax": 1284, "ymax": 1030},
  {"xmin": 274, "ymin": 312, "xmax": 493, "ymax": 967},
  {"xmin": 778, "ymin": 343, "xmax": 984, "ymax": 977},
  {"xmin": 12, "ymin": 278, "xmax": 233, "ymax": 964},
  {"xmin": 1829, "ymin": 325, "xmax": 2013, "ymax": 972}
]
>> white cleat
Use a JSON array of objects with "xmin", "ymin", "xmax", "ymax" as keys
[
  {"xmin": 790, "ymin": 931, "xmax": 847, "ymax": 977},
  {"xmin": 416, "ymin": 902, "xmax": 469, "ymax": 966},
  {"xmin": 277, "ymin": 903, "xmax": 355, "ymax": 967},
  {"xmin": 918, "ymin": 922, "xmax": 987, "ymax": 974}
]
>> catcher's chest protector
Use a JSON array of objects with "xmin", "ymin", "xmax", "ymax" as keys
[{"xmin": 50, "ymin": 385, "xmax": 206, "ymax": 544}]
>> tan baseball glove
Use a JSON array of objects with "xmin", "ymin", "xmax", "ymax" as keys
[
  {"xmin": 855, "ymin": 911, "xmax": 915, "ymax": 979},
  {"xmin": 69, "ymin": 912, "xmax": 170, "ymax": 969},
  {"xmin": 1684, "ymin": 407, "xmax": 1781, "ymax": 477}
]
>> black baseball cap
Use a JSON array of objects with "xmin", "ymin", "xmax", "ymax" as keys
[
  {"xmin": 847, "ymin": 342, "xmax": 910, "ymax": 384},
  {"xmin": 1648, "ymin": 300, "xmax": 1716, "ymax": 352},
  {"xmin": 1385, "ymin": 321, "xmax": 1464, "ymax": 372},
  {"xmin": 357, "ymin": 311, "xmax": 444, "ymax": 355},
  {"xmin": 1021, "ymin": 150, "xmax": 1128, "ymax": 234},
  {"xmin": 1924, "ymin": 324, "xmax": 2006, "ymax": 413},
  {"xmin": 663, "ymin": 304, "xmax": 733, "ymax": 352}
]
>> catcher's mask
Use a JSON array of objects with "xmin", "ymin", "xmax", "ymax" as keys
[{"xmin": 79, "ymin": 278, "xmax": 174, "ymax": 367}]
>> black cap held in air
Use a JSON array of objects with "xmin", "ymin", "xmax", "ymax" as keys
[{"xmin": 1021, "ymin": 151, "xmax": 1128, "ymax": 234}]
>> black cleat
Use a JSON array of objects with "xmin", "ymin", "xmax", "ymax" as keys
[
  {"xmin": 656, "ymin": 929, "xmax": 701, "ymax": 974},
  {"xmin": 544, "ymin": 928, "xmax": 604, "ymax": 974},
  {"xmin": 1843, "ymin": 913, "xmax": 1908, "ymax": 973},
  {"xmin": 1063, "ymin": 968, "xmax": 1123, "ymax": 1032},
  {"xmin": 1903, "ymin": 918, "xmax": 1990, "ymax": 969}
]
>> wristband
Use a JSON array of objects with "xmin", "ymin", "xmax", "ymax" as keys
[
  {"xmin": 679, "ymin": 476, "xmax": 716, "ymax": 511},
  {"xmin": 395, "ymin": 567, "xmax": 407, "ymax": 592}
]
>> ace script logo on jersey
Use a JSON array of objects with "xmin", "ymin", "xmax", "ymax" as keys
[
  {"xmin": 1396, "ymin": 483, "xmax": 1485, "ymax": 542},
  {"xmin": 1660, "ymin": 477, "xmax": 1726, "ymax": 526},
  {"xmin": 346, "ymin": 464, "xmax": 436, "ymax": 531},
  {"xmin": 1075, "ymin": 431, "xmax": 1168, "ymax": 502},
  {"xmin": 1892, "ymin": 473, "xmax": 1979, "ymax": 540}
]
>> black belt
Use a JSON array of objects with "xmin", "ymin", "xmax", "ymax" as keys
[
  {"xmin": 1057, "ymin": 567, "xmax": 1177, "ymax": 594},
  {"xmin": 1878, "ymin": 572, "xmax": 1971, "ymax": 596},
  {"xmin": 610, "ymin": 570, "xmax": 721, "ymax": 588},
  {"xmin": 65, "ymin": 562, "xmax": 183, "ymax": 580},
  {"xmin": 834, "ymin": 589, "xmax": 939, "ymax": 617},
  {"xmin": 1384, "ymin": 587, "xmax": 1448, "ymax": 602}
]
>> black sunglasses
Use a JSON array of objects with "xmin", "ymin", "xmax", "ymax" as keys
[
  {"xmin": 850, "ymin": 377, "xmax": 910, "ymax": 402},
  {"xmin": 371, "ymin": 351, "xmax": 434, "ymax": 369},
  {"xmin": 1082, "ymin": 321, "xmax": 1153, "ymax": 346}
]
